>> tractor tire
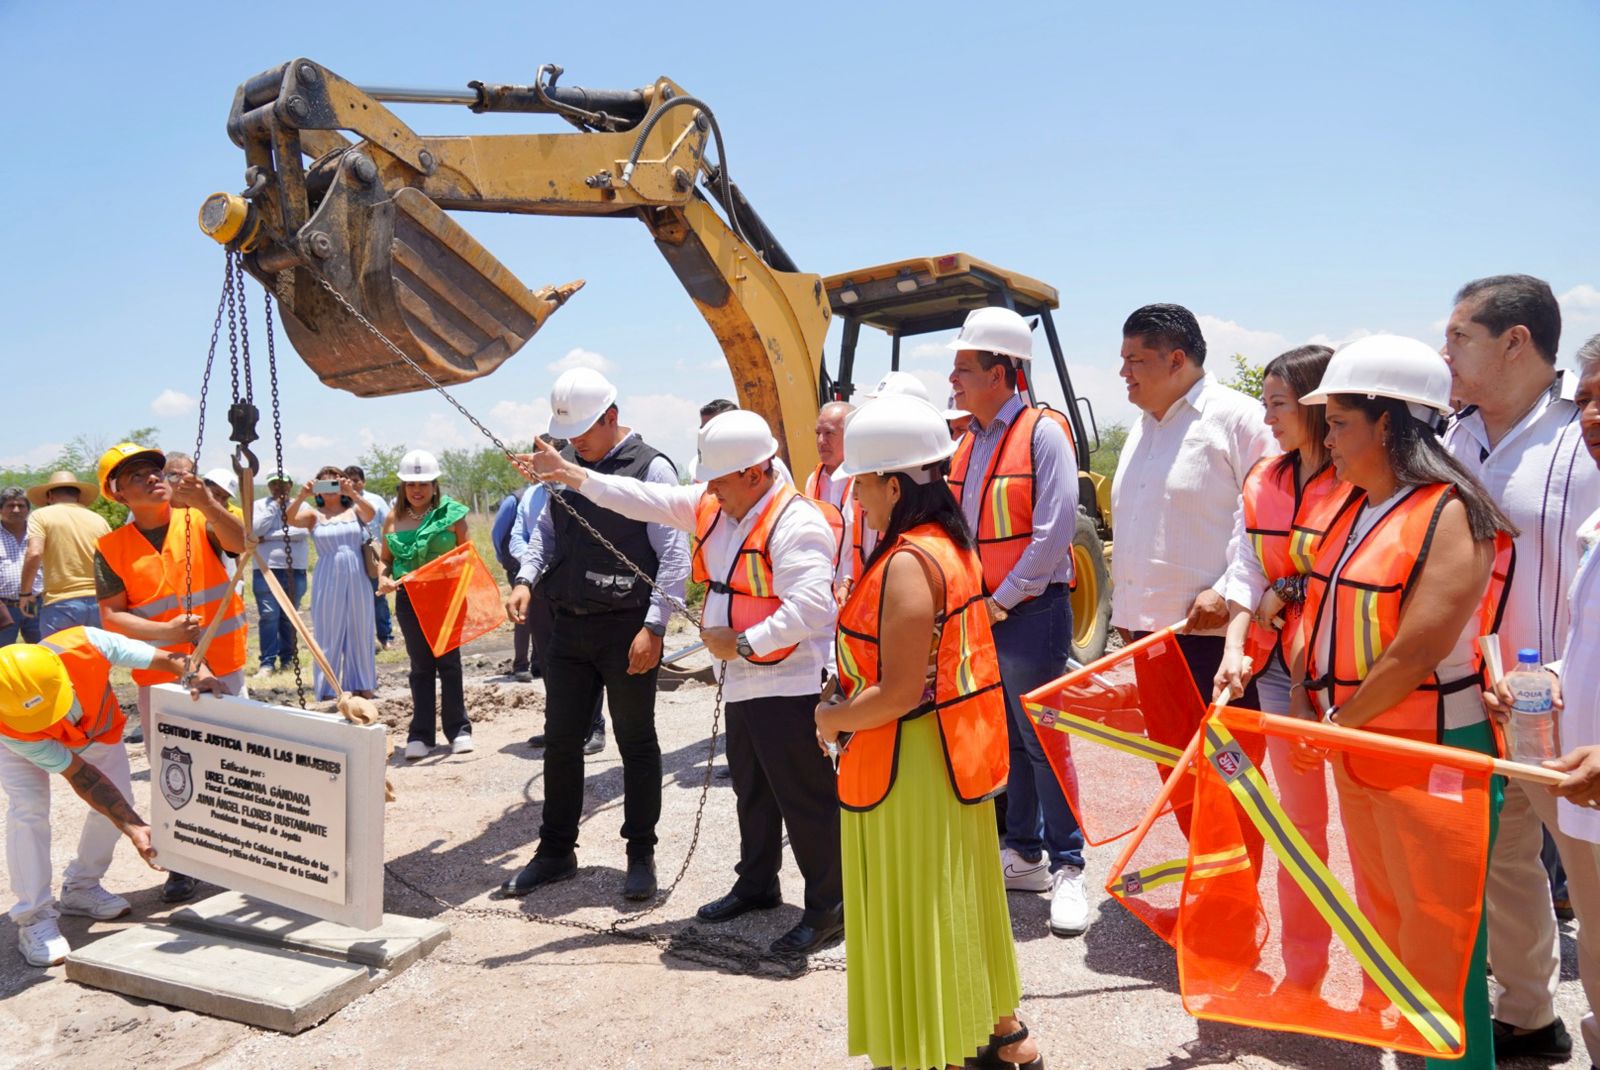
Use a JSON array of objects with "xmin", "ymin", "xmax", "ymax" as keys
[{"xmin": 1069, "ymin": 509, "xmax": 1112, "ymax": 663}]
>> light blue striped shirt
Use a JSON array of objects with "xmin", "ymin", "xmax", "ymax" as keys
[
  {"xmin": 956, "ymin": 393, "xmax": 1078, "ymax": 609},
  {"xmin": 1, "ymin": 627, "xmax": 156, "ymax": 772}
]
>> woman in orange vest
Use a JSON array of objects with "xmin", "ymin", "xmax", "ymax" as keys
[
  {"xmin": 817, "ymin": 394, "xmax": 1042, "ymax": 1070},
  {"xmin": 1213, "ymin": 344, "xmax": 1361, "ymax": 989},
  {"xmin": 1297, "ymin": 336, "xmax": 1517, "ymax": 1070}
]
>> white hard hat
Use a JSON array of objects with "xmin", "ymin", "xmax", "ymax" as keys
[
  {"xmin": 1300, "ymin": 335, "xmax": 1454, "ymax": 421},
  {"xmin": 864, "ymin": 370, "xmax": 971, "ymax": 421},
  {"xmin": 201, "ymin": 467, "xmax": 239, "ymax": 499},
  {"xmin": 691, "ymin": 410, "xmax": 780, "ymax": 481},
  {"xmin": 547, "ymin": 367, "xmax": 619, "ymax": 439},
  {"xmin": 395, "ymin": 449, "xmax": 441, "ymax": 483},
  {"xmin": 945, "ymin": 306, "xmax": 1033, "ymax": 362},
  {"xmin": 838, "ymin": 395, "xmax": 960, "ymax": 481}
]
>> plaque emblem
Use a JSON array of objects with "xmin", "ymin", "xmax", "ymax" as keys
[{"xmin": 160, "ymin": 746, "xmax": 194, "ymax": 809}]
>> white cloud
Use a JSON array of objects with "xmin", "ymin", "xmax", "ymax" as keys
[
  {"xmin": 1196, "ymin": 315, "xmax": 1291, "ymax": 363},
  {"xmin": 489, "ymin": 398, "xmax": 554, "ymax": 442},
  {"xmin": 1559, "ymin": 285, "xmax": 1600, "ymax": 349},
  {"xmin": 619, "ymin": 393, "xmax": 701, "ymax": 471},
  {"xmin": 546, "ymin": 347, "xmax": 616, "ymax": 375},
  {"xmin": 150, "ymin": 389, "xmax": 197, "ymax": 418},
  {"xmin": 416, "ymin": 412, "xmax": 469, "ymax": 452},
  {"xmin": 1559, "ymin": 284, "xmax": 1600, "ymax": 311},
  {"xmin": 906, "ymin": 341, "xmax": 951, "ymax": 365},
  {"xmin": 1304, "ymin": 327, "xmax": 1376, "ymax": 350},
  {"xmin": 293, "ymin": 433, "xmax": 335, "ymax": 450},
  {"xmin": 0, "ymin": 442, "xmax": 65, "ymax": 469}
]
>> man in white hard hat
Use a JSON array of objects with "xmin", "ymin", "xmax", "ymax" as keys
[
  {"xmin": 523, "ymin": 408, "xmax": 844, "ymax": 955},
  {"xmin": 19, "ymin": 471, "xmax": 110, "ymax": 635},
  {"xmin": 945, "ymin": 305, "xmax": 1092, "ymax": 938},
  {"xmin": 501, "ymin": 367, "xmax": 689, "ymax": 904},
  {"xmin": 1439, "ymin": 276, "xmax": 1600, "ymax": 1066},
  {"xmin": 699, "ymin": 399, "xmax": 795, "ymax": 485}
]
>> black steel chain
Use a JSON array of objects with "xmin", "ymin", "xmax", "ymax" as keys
[
  {"xmin": 262, "ymin": 286, "xmax": 307, "ymax": 708},
  {"xmin": 237, "ymin": 265, "xmax": 254, "ymax": 403},
  {"xmin": 186, "ymin": 255, "xmax": 233, "ymax": 617}
]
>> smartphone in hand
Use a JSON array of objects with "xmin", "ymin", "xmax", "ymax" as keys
[{"xmin": 313, "ymin": 479, "xmax": 342, "ymax": 495}]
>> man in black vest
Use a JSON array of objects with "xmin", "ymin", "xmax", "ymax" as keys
[{"xmin": 500, "ymin": 368, "xmax": 689, "ymax": 901}]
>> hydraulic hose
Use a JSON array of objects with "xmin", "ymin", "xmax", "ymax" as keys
[{"xmin": 619, "ymin": 95, "xmax": 750, "ymax": 249}]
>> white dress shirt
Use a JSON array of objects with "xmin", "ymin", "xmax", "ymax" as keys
[
  {"xmin": 251, "ymin": 499, "xmax": 311, "ymax": 569},
  {"xmin": 579, "ymin": 474, "xmax": 838, "ymax": 701},
  {"xmin": 1443, "ymin": 371, "xmax": 1600, "ymax": 665},
  {"xmin": 1556, "ymin": 507, "xmax": 1600, "ymax": 843},
  {"xmin": 1111, "ymin": 374, "xmax": 1276, "ymax": 633}
]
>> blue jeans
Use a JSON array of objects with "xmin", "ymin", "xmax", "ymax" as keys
[
  {"xmin": 0, "ymin": 600, "xmax": 42, "ymax": 646},
  {"xmin": 40, "ymin": 596, "xmax": 99, "ymax": 634},
  {"xmin": 370, "ymin": 574, "xmax": 393, "ymax": 643},
  {"xmin": 992, "ymin": 583, "xmax": 1085, "ymax": 871},
  {"xmin": 252, "ymin": 567, "xmax": 307, "ymax": 667}
]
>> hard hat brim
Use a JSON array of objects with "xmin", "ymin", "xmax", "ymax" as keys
[
  {"xmin": 836, "ymin": 436, "xmax": 959, "ymax": 479},
  {"xmin": 945, "ymin": 338, "xmax": 1033, "ymax": 360},
  {"xmin": 104, "ymin": 448, "xmax": 167, "ymax": 497},
  {"xmin": 547, "ymin": 411, "xmax": 604, "ymax": 439},
  {"xmin": 1299, "ymin": 387, "xmax": 1451, "ymax": 416}
]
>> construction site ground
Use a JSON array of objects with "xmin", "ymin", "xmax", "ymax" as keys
[{"xmin": 0, "ymin": 617, "xmax": 1588, "ymax": 1070}]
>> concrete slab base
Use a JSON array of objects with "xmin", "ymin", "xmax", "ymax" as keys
[{"xmin": 170, "ymin": 891, "xmax": 450, "ymax": 970}]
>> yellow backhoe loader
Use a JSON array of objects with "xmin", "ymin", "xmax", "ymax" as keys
[{"xmin": 198, "ymin": 59, "xmax": 1112, "ymax": 658}]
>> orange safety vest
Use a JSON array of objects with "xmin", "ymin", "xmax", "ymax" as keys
[
  {"xmin": 1240, "ymin": 457, "xmax": 1362, "ymax": 674},
  {"xmin": 1301, "ymin": 483, "xmax": 1514, "ymax": 740},
  {"xmin": 834, "ymin": 523, "xmax": 1009, "ymax": 811},
  {"xmin": 0, "ymin": 627, "xmax": 126, "ymax": 748},
  {"xmin": 948, "ymin": 403, "xmax": 1076, "ymax": 597},
  {"xmin": 691, "ymin": 483, "xmax": 811, "ymax": 665},
  {"xmin": 803, "ymin": 463, "xmax": 863, "ymax": 576},
  {"xmin": 98, "ymin": 508, "xmax": 247, "ymax": 684}
]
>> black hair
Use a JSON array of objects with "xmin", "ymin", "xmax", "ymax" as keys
[
  {"xmin": 699, "ymin": 398, "xmax": 738, "ymax": 421},
  {"xmin": 862, "ymin": 462, "xmax": 974, "ymax": 572},
  {"xmin": 342, "ymin": 464, "xmax": 365, "ymax": 481},
  {"xmin": 975, "ymin": 351, "xmax": 1019, "ymax": 390},
  {"xmin": 1454, "ymin": 275, "xmax": 1561, "ymax": 365},
  {"xmin": 1263, "ymin": 345, "xmax": 1334, "ymax": 480},
  {"xmin": 1329, "ymin": 394, "xmax": 1518, "ymax": 541},
  {"xmin": 1122, "ymin": 303, "xmax": 1207, "ymax": 367},
  {"xmin": 0, "ymin": 486, "xmax": 27, "ymax": 506}
]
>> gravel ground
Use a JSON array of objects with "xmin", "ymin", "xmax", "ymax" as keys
[{"xmin": 0, "ymin": 621, "xmax": 1589, "ymax": 1069}]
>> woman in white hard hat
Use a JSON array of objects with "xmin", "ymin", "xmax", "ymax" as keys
[
  {"xmin": 378, "ymin": 450, "xmax": 472, "ymax": 759},
  {"xmin": 1296, "ymin": 335, "xmax": 1517, "ymax": 1069},
  {"xmin": 817, "ymin": 394, "xmax": 1043, "ymax": 1070}
]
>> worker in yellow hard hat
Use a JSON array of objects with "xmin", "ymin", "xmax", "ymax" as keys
[{"xmin": 0, "ymin": 626, "xmax": 220, "ymax": 967}]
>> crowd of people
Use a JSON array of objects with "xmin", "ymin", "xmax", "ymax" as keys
[{"xmin": 2, "ymin": 271, "xmax": 1599, "ymax": 1070}]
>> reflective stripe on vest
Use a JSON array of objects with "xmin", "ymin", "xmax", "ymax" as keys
[
  {"xmin": 0, "ymin": 627, "xmax": 125, "ymax": 747},
  {"xmin": 690, "ymin": 484, "xmax": 807, "ymax": 665},
  {"xmin": 1301, "ymin": 484, "xmax": 1514, "ymax": 740},
  {"xmin": 948, "ymin": 404, "xmax": 1074, "ymax": 597},
  {"xmin": 1239, "ymin": 458, "xmax": 1361, "ymax": 674},
  {"xmin": 834, "ymin": 524, "xmax": 1008, "ymax": 811},
  {"xmin": 804, "ymin": 464, "xmax": 862, "ymax": 576},
  {"xmin": 97, "ymin": 508, "xmax": 247, "ymax": 683}
]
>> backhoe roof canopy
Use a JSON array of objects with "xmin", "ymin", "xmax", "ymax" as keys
[{"xmin": 822, "ymin": 254, "xmax": 1058, "ymax": 337}]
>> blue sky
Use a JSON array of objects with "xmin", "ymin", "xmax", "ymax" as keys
[{"xmin": 4, "ymin": 1, "xmax": 1597, "ymax": 478}]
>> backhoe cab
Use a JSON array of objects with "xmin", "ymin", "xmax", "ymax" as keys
[{"xmin": 822, "ymin": 255, "xmax": 1113, "ymax": 660}]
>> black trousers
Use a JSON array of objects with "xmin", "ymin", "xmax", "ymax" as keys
[
  {"xmin": 725, "ymin": 692, "xmax": 843, "ymax": 926},
  {"xmin": 505, "ymin": 567, "xmax": 537, "ymax": 674},
  {"xmin": 1129, "ymin": 629, "xmax": 1262, "ymax": 712},
  {"xmin": 395, "ymin": 587, "xmax": 468, "ymax": 745},
  {"xmin": 536, "ymin": 606, "xmax": 660, "ymax": 860}
]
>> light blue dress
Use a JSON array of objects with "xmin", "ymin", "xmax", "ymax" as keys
[{"xmin": 309, "ymin": 517, "xmax": 378, "ymax": 700}]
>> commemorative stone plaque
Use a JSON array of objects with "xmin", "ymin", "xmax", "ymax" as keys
[{"xmin": 148, "ymin": 686, "xmax": 387, "ymax": 930}]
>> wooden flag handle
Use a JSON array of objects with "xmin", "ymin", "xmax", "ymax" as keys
[{"xmin": 250, "ymin": 552, "xmax": 343, "ymax": 688}]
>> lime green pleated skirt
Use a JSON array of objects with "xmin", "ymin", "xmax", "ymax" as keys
[{"xmin": 843, "ymin": 714, "xmax": 1023, "ymax": 1070}]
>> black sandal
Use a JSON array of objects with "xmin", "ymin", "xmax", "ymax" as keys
[{"xmin": 968, "ymin": 1022, "xmax": 1045, "ymax": 1070}]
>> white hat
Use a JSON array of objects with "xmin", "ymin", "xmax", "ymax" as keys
[
  {"xmin": 945, "ymin": 306, "xmax": 1033, "ymax": 362},
  {"xmin": 396, "ymin": 449, "xmax": 441, "ymax": 482},
  {"xmin": 547, "ymin": 367, "xmax": 618, "ymax": 439},
  {"xmin": 691, "ymin": 410, "xmax": 781, "ymax": 481},
  {"xmin": 201, "ymin": 467, "xmax": 239, "ymax": 500},
  {"xmin": 838, "ymin": 395, "xmax": 960, "ymax": 481},
  {"xmin": 1300, "ymin": 334, "xmax": 1454, "ymax": 421},
  {"xmin": 864, "ymin": 370, "xmax": 970, "ymax": 420}
]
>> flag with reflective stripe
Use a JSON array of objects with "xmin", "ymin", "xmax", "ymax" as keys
[
  {"xmin": 1167, "ymin": 707, "xmax": 1491, "ymax": 1059},
  {"xmin": 1021, "ymin": 627, "xmax": 1210, "ymax": 846},
  {"xmin": 400, "ymin": 544, "xmax": 505, "ymax": 657}
]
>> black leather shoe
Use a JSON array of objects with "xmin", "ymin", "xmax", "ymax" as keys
[
  {"xmin": 497, "ymin": 854, "xmax": 577, "ymax": 897},
  {"xmin": 696, "ymin": 889, "xmax": 782, "ymax": 923},
  {"xmin": 1491, "ymin": 1017, "xmax": 1572, "ymax": 1060},
  {"xmin": 527, "ymin": 733, "xmax": 547, "ymax": 748},
  {"xmin": 583, "ymin": 729, "xmax": 606, "ymax": 756},
  {"xmin": 769, "ymin": 909, "xmax": 844, "ymax": 955},
  {"xmin": 622, "ymin": 858, "xmax": 656, "ymax": 901},
  {"xmin": 160, "ymin": 873, "xmax": 198, "ymax": 904}
]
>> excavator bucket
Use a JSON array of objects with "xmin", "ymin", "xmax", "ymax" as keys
[{"xmin": 259, "ymin": 153, "xmax": 582, "ymax": 397}]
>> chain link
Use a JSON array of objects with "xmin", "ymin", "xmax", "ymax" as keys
[
  {"xmin": 236, "ymin": 264, "xmax": 254, "ymax": 403},
  {"xmin": 186, "ymin": 256, "xmax": 234, "ymax": 617},
  {"xmin": 262, "ymin": 289, "xmax": 307, "ymax": 709}
]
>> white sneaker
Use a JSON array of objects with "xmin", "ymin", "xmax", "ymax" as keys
[
  {"xmin": 59, "ymin": 884, "xmax": 131, "ymax": 920},
  {"xmin": 450, "ymin": 734, "xmax": 476, "ymax": 755},
  {"xmin": 1000, "ymin": 847, "xmax": 1052, "ymax": 893},
  {"xmin": 1049, "ymin": 865, "xmax": 1090, "ymax": 937},
  {"xmin": 404, "ymin": 740, "xmax": 429, "ymax": 761},
  {"xmin": 18, "ymin": 919, "xmax": 70, "ymax": 967}
]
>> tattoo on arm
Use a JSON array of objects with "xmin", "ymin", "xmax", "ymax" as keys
[{"xmin": 63, "ymin": 757, "xmax": 145, "ymax": 831}]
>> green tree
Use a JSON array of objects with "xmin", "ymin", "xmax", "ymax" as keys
[
  {"xmin": 1089, "ymin": 423, "xmax": 1128, "ymax": 480},
  {"xmin": 356, "ymin": 442, "xmax": 407, "ymax": 503},
  {"xmin": 1220, "ymin": 353, "xmax": 1266, "ymax": 399}
]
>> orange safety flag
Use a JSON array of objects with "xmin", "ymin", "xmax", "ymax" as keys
[
  {"xmin": 1146, "ymin": 707, "xmax": 1493, "ymax": 1059},
  {"xmin": 399, "ymin": 543, "xmax": 505, "ymax": 657}
]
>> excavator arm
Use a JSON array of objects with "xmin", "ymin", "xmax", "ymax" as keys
[{"xmin": 200, "ymin": 59, "xmax": 829, "ymax": 474}]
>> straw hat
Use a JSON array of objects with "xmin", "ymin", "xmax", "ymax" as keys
[{"xmin": 26, "ymin": 471, "xmax": 99, "ymax": 508}]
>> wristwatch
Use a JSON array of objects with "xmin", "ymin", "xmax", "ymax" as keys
[
  {"xmin": 513, "ymin": 577, "xmax": 535, "ymax": 592},
  {"xmin": 734, "ymin": 632, "xmax": 755, "ymax": 660}
]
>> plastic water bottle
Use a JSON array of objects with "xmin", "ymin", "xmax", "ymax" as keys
[{"xmin": 1508, "ymin": 648, "xmax": 1559, "ymax": 763}]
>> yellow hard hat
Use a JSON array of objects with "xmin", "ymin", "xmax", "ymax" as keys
[
  {"xmin": 97, "ymin": 442, "xmax": 166, "ymax": 499},
  {"xmin": 0, "ymin": 645, "xmax": 74, "ymax": 736}
]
